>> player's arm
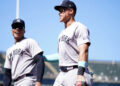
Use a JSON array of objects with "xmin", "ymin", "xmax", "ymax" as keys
[
  {"xmin": 3, "ymin": 68, "xmax": 12, "ymax": 86},
  {"xmin": 33, "ymin": 53, "xmax": 45, "ymax": 86},
  {"xmin": 76, "ymin": 43, "xmax": 89, "ymax": 86}
]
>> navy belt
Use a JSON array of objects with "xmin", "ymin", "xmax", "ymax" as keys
[
  {"xmin": 60, "ymin": 65, "xmax": 78, "ymax": 72},
  {"xmin": 13, "ymin": 73, "xmax": 33, "ymax": 82}
]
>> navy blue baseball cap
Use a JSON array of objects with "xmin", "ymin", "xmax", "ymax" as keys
[
  {"xmin": 54, "ymin": 0, "xmax": 76, "ymax": 13},
  {"xmin": 11, "ymin": 18, "xmax": 25, "ymax": 28}
]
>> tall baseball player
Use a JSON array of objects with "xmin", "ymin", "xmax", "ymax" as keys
[
  {"xmin": 3, "ymin": 18, "xmax": 45, "ymax": 86},
  {"xmin": 54, "ymin": 0, "xmax": 93, "ymax": 86}
]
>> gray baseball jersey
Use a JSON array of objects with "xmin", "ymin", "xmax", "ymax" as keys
[
  {"xmin": 58, "ymin": 22, "xmax": 90, "ymax": 66},
  {"xmin": 4, "ymin": 38, "xmax": 43, "ymax": 80}
]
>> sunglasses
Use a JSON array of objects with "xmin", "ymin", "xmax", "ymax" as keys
[
  {"xmin": 12, "ymin": 25, "xmax": 24, "ymax": 29},
  {"xmin": 58, "ymin": 8, "xmax": 68, "ymax": 13}
]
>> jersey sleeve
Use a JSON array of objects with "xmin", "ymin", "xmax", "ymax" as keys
[
  {"xmin": 4, "ymin": 50, "xmax": 12, "ymax": 69},
  {"xmin": 28, "ymin": 39, "xmax": 43, "ymax": 58},
  {"xmin": 75, "ymin": 25, "xmax": 90, "ymax": 46}
]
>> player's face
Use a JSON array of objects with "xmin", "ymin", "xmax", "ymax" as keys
[
  {"xmin": 12, "ymin": 25, "xmax": 25, "ymax": 42},
  {"xmin": 58, "ymin": 7, "xmax": 72, "ymax": 22}
]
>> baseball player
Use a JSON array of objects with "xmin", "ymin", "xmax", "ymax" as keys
[
  {"xmin": 53, "ymin": 0, "xmax": 93, "ymax": 86},
  {"xmin": 3, "ymin": 18, "xmax": 45, "ymax": 86}
]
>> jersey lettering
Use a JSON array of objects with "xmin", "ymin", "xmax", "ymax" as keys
[
  {"xmin": 8, "ymin": 48, "xmax": 25, "ymax": 61},
  {"xmin": 59, "ymin": 35, "xmax": 70, "ymax": 43}
]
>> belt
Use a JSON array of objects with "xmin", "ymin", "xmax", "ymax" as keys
[
  {"xmin": 60, "ymin": 65, "xmax": 78, "ymax": 72},
  {"xmin": 13, "ymin": 73, "xmax": 33, "ymax": 82}
]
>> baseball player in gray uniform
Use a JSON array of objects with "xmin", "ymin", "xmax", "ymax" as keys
[
  {"xmin": 3, "ymin": 18, "xmax": 45, "ymax": 86},
  {"xmin": 54, "ymin": 0, "xmax": 93, "ymax": 86}
]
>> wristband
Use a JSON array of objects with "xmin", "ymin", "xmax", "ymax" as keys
[
  {"xmin": 77, "ymin": 66, "xmax": 85, "ymax": 75},
  {"xmin": 78, "ymin": 61, "xmax": 88, "ymax": 68},
  {"xmin": 77, "ymin": 61, "xmax": 87, "ymax": 75}
]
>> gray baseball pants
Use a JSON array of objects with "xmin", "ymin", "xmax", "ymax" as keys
[
  {"xmin": 53, "ymin": 68, "xmax": 93, "ymax": 86},
  {"xmin": 14, "ymin": 76, "xmax": 36, "ymax": 86}
]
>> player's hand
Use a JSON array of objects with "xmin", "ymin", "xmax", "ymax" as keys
[
  {"xmin": 76, "ymin": 75, "xmax": 88, "ymax": 86},
  {"xmin": 35, "ymin": 82, "xmax": 42, "ymax": 86},
  {"xmin": 76, "ymin": 81, "xmax": 88, "ymax": 86}
]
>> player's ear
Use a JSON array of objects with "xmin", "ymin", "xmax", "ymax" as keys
[{"xmin": 69, "ymin": 8, "xmax": 74, "ymax": 15}]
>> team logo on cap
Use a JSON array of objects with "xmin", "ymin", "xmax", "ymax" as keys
[
  {"xmin": 69, "ymin": 4, "xmax": 72, "ymax": 7},
  {"xmin": 16, "ymin": 19, "xmax": 21, "ymax": 22}
]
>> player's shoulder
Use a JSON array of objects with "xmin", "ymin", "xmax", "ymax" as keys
[
  {"xmin": 75, "ymin": 21, "xmax": 88, "ymax": 29},
  {"xmin": 6, "ymin": 44, "xmax": 15, "ymax": 54},
  {"xmin": 24, "ymin": 38, "xmax": 35, "ymax": 41},
  {"xmin": 22, "ymin": 38, "xmax": 32, "ymax": 40},
  {"xmin": 6, "ymin": 47, "xmax": 12, "ymax": 53},
  {"xmin": 74, "ymin": 22, "xmax": 90, "ymax": 34},
  {"xmin": 24, "ymin": 38, "xmax": 38, "ymax": 44}
]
